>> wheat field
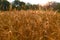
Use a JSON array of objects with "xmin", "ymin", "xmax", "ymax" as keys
[{"xmin": 0, "ymin": 10, "xmax": 60, "ymax": 40}]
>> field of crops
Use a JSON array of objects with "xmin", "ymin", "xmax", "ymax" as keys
[{"xmin": 0, "ymin": 10, "xmax": 60, "ymax": 40}]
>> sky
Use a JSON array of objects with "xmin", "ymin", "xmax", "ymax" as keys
[{"xmin": 7, "ymin": 0, "xmax": 60, "ymax": 5}]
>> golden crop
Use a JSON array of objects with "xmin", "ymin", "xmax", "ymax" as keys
[{"xmin": 0, "ymin": 10, "xmax": 60, "ymax": 40}]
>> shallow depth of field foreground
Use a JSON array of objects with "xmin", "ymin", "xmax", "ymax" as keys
[{"xmin": 0, "ymin": 10, "xmax": 60, "ymax": 40}]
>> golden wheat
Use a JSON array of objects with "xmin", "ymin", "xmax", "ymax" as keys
[{"xmin": 0, "ymin": 10, "xmax": 60, "ymax": 40}]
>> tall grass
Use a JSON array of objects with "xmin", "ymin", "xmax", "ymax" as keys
[{"xmin": 0, "ymin": 10, "xmax": 60, "ymax": 40}]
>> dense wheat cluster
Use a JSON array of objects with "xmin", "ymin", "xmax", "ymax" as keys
[{"xmin": 0, "ymin": 10, "xmax": 60, "ymax": 40}]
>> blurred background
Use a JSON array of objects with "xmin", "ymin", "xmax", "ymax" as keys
[{"xmin": 0, "ymin": 0, "xmax": 60, "ymax": 11}]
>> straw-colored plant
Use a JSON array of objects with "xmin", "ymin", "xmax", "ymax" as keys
[{"xmin": 0, "ymin": 10, "xmax": 60, "ymax": 40}]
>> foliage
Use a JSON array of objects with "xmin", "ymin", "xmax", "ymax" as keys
[
  {"xmin": 52, "ymin": 2, "xmax": 60, "ymax": 12},
  {"xmin": 1, "ymin": 0, "xmax": 60, "ymax": 11},
  {"xmin": 0, "ymin": 0, "xmax": 39, "ymax": 11}
]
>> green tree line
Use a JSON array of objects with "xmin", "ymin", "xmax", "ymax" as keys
[
  {"xmin": 0, "ymin": 0, "xmax": 60, "ymax": 11},
  {"xmin": 0, "ymin": 0, "xmax": 39, "ymax": 11}
]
